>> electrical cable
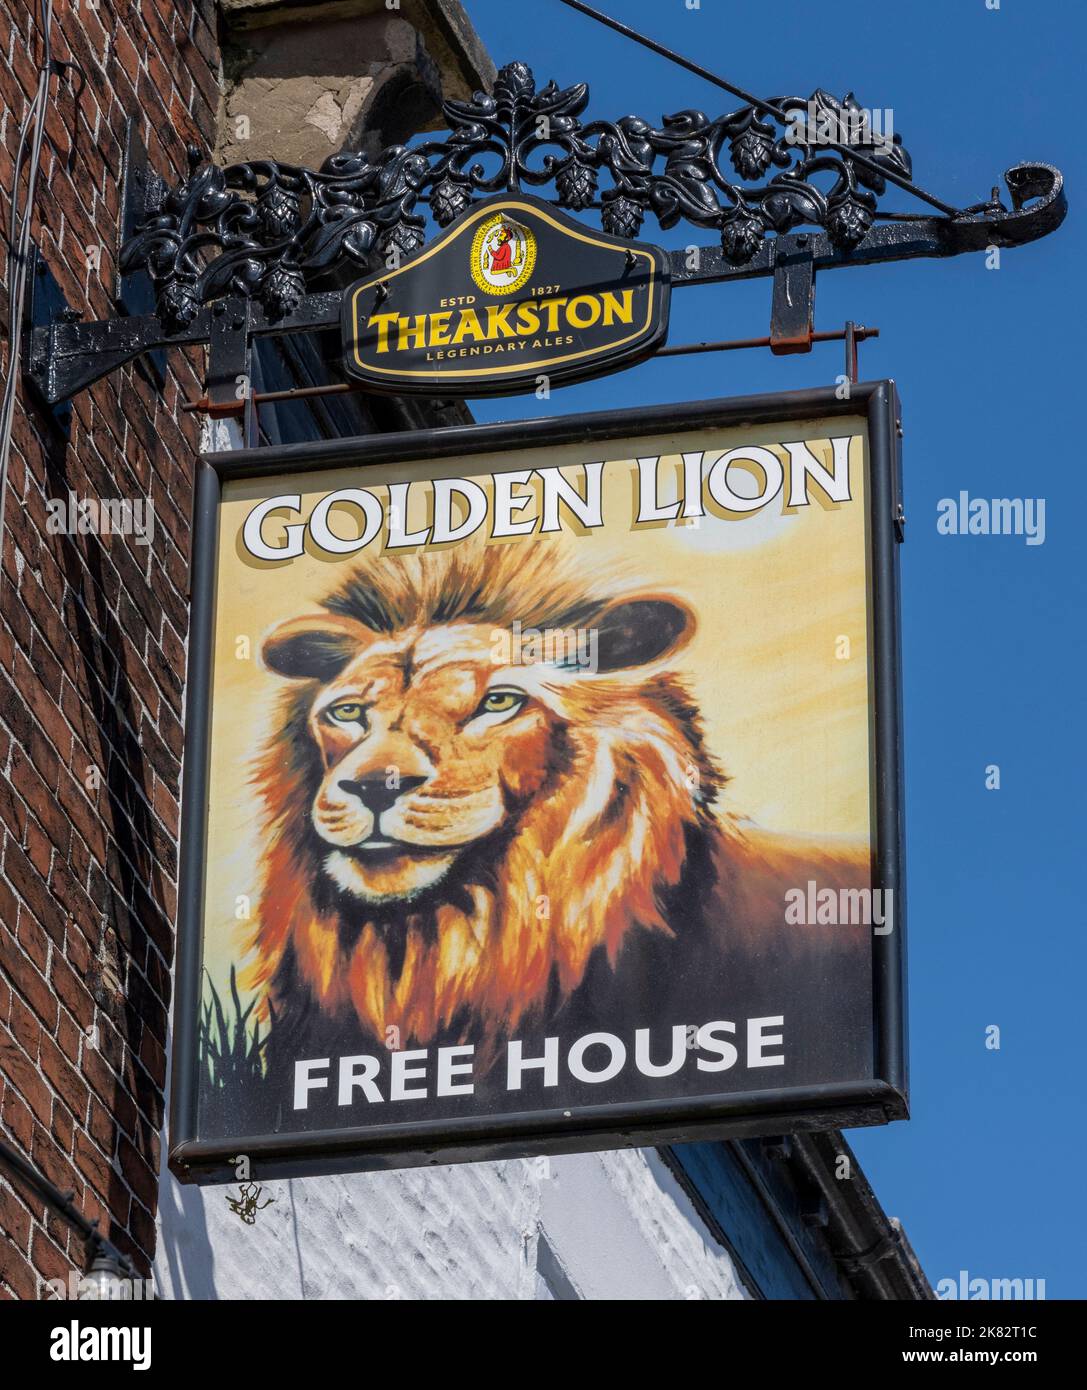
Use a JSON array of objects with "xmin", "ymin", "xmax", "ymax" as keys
[
  {"xmin": 5, "ymin": 86, "xmax": 43, "ymax": 255},
  {"xmin": 0, "ymin": 0, "xmax": 56, "ymax": 567}
]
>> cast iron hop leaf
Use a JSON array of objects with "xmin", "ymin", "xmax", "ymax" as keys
[
  {"xmin": 261, "ymin": 266, "xmax": 306, "ymax": 318},
  {"xmin": 556, "ymin": 158, "xmax": 597, "ymax": 212},
  {"xmin": 258, "ymin": 185, "xmax": 302, "ymax": 240},
  {"xmin": 826, "ymin": 193, "xmax": 874, "ymax": 251},
  {"xmin": 159, "ymin": 278, "xmax": 200, "ymax": 329},
  {"xmin": 430, "ymin": 177, "xmax": 471, "ymax": 226},
  {"xmin": 494, "ymin": 61, "xmax": 535, "ymax": 107},
  {"xmin": 601, "ymin": 192, "xmax": 645, "ymax": 240},
  {"xmin": 720, "ymin": 209, "xmax": 765, "ymax": 265},
  {"xmin": 381, "ymin": 221, "xmax": 426, "ymax": 260},
  {"xmin": 730, "ymin": 122, "xmax": 776, "ymax": 181}
]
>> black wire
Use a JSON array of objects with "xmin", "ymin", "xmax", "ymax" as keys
[
  {"xmin": 3, "ymin": 92, "xmax": 42, "ymax": 257},
  {"xmin": 552, "ymin": 0, "xmax": 961, "ymax": 218},
  {"xmin": 0, "ymin": 0, "xmax": 55, "ymax": 560}
]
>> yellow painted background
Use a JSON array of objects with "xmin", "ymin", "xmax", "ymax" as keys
[{"xmin": 201, "ymin": 416, "xmax": 872, "ymax": 990}]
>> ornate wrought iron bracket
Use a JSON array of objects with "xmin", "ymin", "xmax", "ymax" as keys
[{"xmin": 23, "ymin": 64, "xmax": 1067, "ymax": 406}]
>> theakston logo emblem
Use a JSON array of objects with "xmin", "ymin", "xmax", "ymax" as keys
[
  {"xmin": 342, "ymin": 193, "xmax": 670, "ymax": 396},
  {"xmin": 470, "ymin": 213, "xmax": 536, "ymax": 295}
]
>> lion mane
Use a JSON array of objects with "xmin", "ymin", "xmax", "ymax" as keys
[{"xmin": 243, "ymin": 539, "xmax": 868, "ymax": 1063}]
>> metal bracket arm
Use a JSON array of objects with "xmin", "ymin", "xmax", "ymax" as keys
[{"xmin": 26, "ymin": 156, "xmax": 1062, "ymax": 405}]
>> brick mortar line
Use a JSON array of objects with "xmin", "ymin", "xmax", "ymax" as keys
[
  {"xmin": 0, "ymin": 694, "xmax": 179, "ymax": 899},
  {"xmin": 0, "ymin": 1014, "xmax": 163, "ymax": 1199},
  {"xmin": 3, "ymin": 563, "xmax": 186, "ymax": 763}
]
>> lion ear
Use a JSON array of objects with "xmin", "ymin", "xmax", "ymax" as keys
[
  {"xmin": 592, "ymin": 597, "xmax": 695, "ymax": 672},
  {"xmin": 261, "ymin": 614, "xmax": 369, "ymax": 681}
]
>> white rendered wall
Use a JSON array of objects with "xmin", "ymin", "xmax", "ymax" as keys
[{"xmin": 154, "ymin": 1147, "xmax": 749, "ymax": 1301}]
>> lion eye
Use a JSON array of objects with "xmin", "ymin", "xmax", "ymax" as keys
[
  {"xmin": 326, "ymin": 700, "xmax": 367, "ymax": 726},
  {"xmin": 476, "ymin": 689, "xmax": 525, "ymax": 718}
]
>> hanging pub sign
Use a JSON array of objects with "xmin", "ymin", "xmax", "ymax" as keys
[
  {"xmin": 171, "ymin": 382, "xmax": 907, "ymax": 1182},
  {"xmin": 341, "ymin": 193, "xmax": 670, "ymax": 396}
]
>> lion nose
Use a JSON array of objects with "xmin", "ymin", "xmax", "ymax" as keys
[{"xmin": 338, "ymin": 774, "xmax": 428, "ymax": 817}]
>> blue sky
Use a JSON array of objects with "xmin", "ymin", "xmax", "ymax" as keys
[{"xmin": 460, "ymin": 0, "xmax": 1085, "ymax": 1296}]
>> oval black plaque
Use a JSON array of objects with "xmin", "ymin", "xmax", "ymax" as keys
[{"xmin": 342, "ymin": 194, "xmax": 670, "ymax": 396}]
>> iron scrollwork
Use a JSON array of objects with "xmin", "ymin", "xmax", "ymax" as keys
[
  {"xmin": 19, "ymin": 60, "xmax": 1060, "ymax": 407},
  {"xmin": 120, "ymin": 61, "xmax": 975, "ymax": 329}
]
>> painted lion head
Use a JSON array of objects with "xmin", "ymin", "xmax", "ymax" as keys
[{"xmin": 246, "ymin": 540, "xmax": 724, "ymax": 1050}]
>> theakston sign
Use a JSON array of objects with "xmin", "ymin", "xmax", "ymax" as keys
[
  {"xmin": 341, "ymin": 193, "xmax": 670, "ymax": 395},
  {"xmin": 171, "ymin": 384, "xmax": 907, "ymax": 1181}
]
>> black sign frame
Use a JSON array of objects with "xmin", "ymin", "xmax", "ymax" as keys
[{"xmin": 171, "ymin": 381, "xmax": 906, "ymax": 1184}]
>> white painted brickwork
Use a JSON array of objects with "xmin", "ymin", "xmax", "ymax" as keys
[{"xmin": 154, "ymin": 1148, "xmax": 749, "ymax": 1300}]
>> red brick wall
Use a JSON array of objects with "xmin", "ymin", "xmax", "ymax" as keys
[{"xmin": 0, "ymin": 0, "xmax": 220, "ymax": 1297}]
